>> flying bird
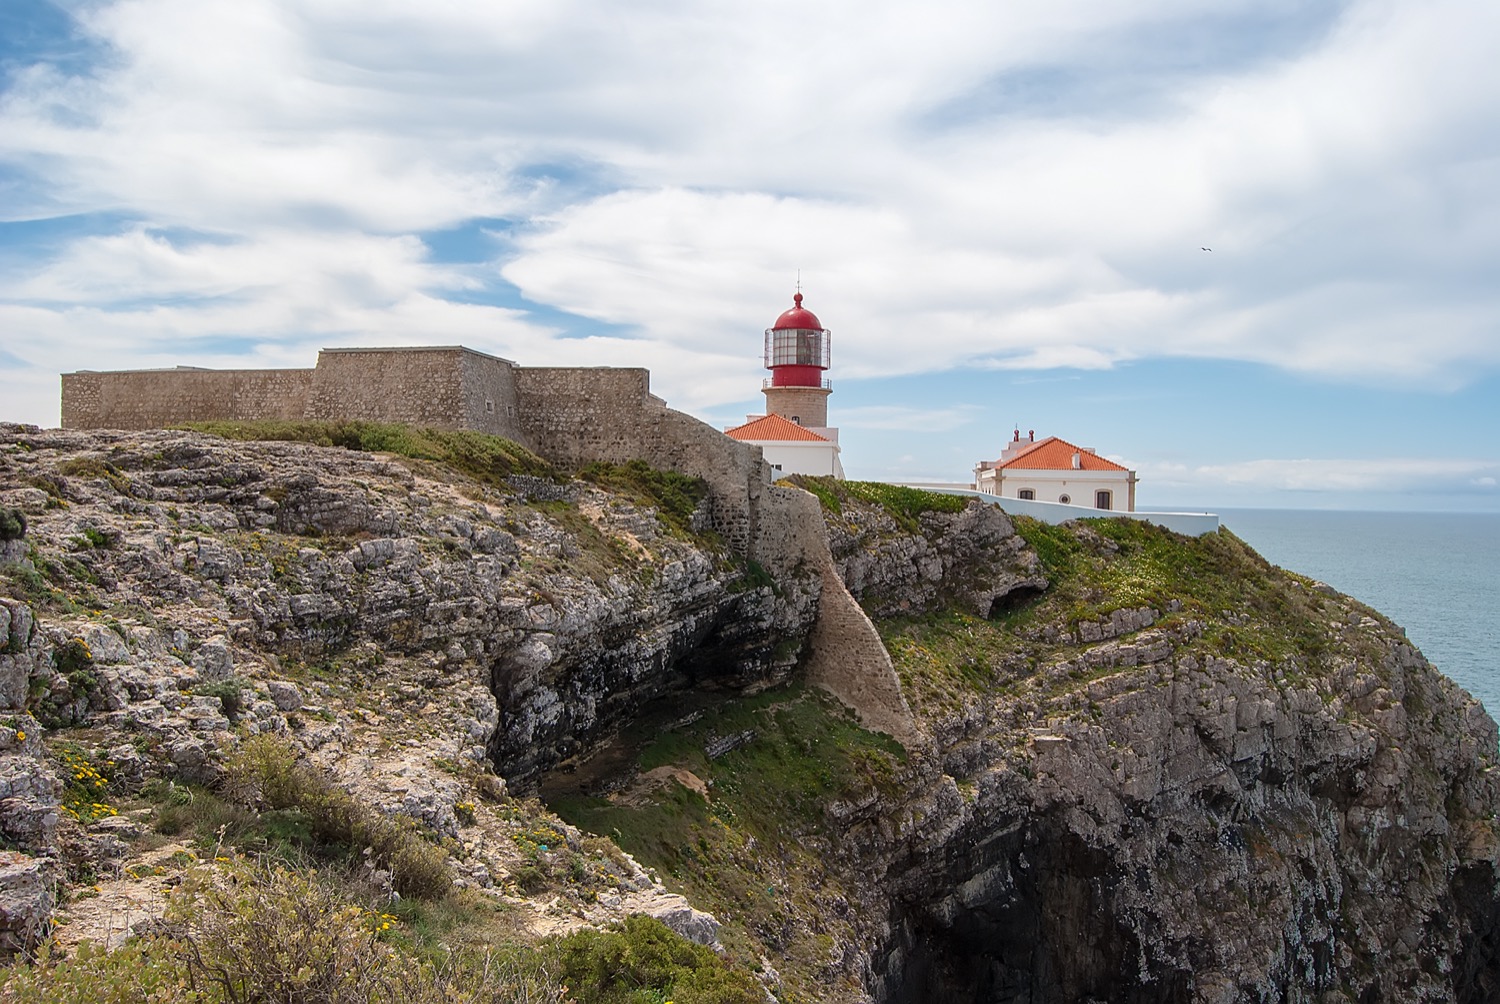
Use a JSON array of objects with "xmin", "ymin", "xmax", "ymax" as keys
[{"xmin": 1201, "ymin": 247, "xmax": 1212, "ymax": 251}]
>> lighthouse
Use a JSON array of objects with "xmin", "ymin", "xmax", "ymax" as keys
[
  {"xmin": 725, "ymin": 291, "xmax": 844, "ymax": 479},
  {"xmin": 761, "ymin": 291, "xmax": 832, "ymax": 427}
]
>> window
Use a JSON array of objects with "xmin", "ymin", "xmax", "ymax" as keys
[
  {"xmin": 1095, "ymin": 490, "xmax": 1112, "ymax": 510},
  {"xmin": 1058, "ymin": 494, "xmax": 1071, "ymax": 505},
  {"xmin": 1018, "ymin": 489, "xmax": 1035, "ymax": 500}
]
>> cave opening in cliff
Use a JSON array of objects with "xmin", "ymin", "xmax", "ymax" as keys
[{"xmin": 987, "ymin": 584, "xmax": 1045, "ymax": 619}]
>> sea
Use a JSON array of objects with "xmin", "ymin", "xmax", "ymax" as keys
[{"xmin": 1212, "ymin": 508, "xmax": 1500, "ymax": 717}]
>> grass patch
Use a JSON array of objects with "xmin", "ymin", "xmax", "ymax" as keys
[
  {"xmin": 1039, "ymin": 518, "xmax": 1332, "ymax": 662},
  {"xmin": 2, "ymin": 860, "xmax": 760, "ymax": 1004},
  {"xmin": 1, "ymin": 862, "xmax": 574, "ymax": 1004},
  {"xmin": 579, "ymin": 459, "xmax": 711, "ymax": 540},
  {"xmin": 180, "ymin": 420, "xmax": 556, "ymax": 486},
  {"xmin": 546, "ymin": 686, "xmax": 903, "ymax": 1000},
  {"xmin": 56, "ymin": 456, "xmax": 132, "ymax": 494},
  {"xmin": 223, "ymin": 735, "xmax": 451, "ymax": 899},
  {"xmin": 782, "ymin": 475, "xmax": 966, "ymax": 531},
  {"xmin": 879, "ymin": 609, "xmax": 1022, "ymax": 717}
]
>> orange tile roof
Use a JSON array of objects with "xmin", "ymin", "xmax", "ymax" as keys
[
  {"xmin": 994, "ymin": 436, "xmax": 1130, "ymax": 472},
  {"xmin": 725, "ymin": 413, "xmax": 830, "ymax": 443}
]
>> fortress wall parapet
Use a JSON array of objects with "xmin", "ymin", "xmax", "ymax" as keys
[
  {"xmin": 306, "ymin": 347, "xmax": 525, "ymax": 440},
  {"xmin": 61, "ymin": 367, "xmax": 314, "ymax": 430},
  {"xmin": 512, "ymin": 367, "xmax": 766, "ymax": 554}
]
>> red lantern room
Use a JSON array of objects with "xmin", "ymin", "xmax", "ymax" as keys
[
  {"xmin": 764, "ymin": 292, "xmax": 831, "ymax": 388},
  {"xmin": 761, "ymin": 291, "xmax": 833, "ymax": 428}
]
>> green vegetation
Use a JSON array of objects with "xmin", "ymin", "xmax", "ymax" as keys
[
  {"xmin": 53, "ymin": 741, "xmax": 120, "ymax": 825},
  {"xmin": 0, "ymin": 508, "xmax": 24, "ymax": 541},
  {"xmin": 579, "ymin": 459, "xmax": 710, "ymax": 539},
  {"xmin": 2, "ymin": 859, "xmax": 754, "ymax": 1004},
  {"xmin": 782, "ymin": 475, "xmax": 966, "ymax": 530},
  {"xmin": 56, "ymin": 456, "xmax": 133, "ymax": 494},
  {"xmin": 0, "ymin": 535, "xmax": 106, "ymax": 615},
  {"xmin": 224, "ymin": 735, "xmax": 452, "ymax": 899},
  {"xmin": 874, "ymin": 515, "xmax": 1356, "ymax": 719},
  {"xmin": 181, "ymin": 420, "xmax": 556, "ymax": 485},
  {"xmin": 879, "ymin": 608, "xmax": 1021, "ymax": 716},
  {"xmin": 193, "ymin": 677, "xmax": 249, "ymax": 721},
  {"xmin": 547, "ymin": 685, "xmax": 905, "ymax": 1001},
  {"xmin": 71, "ymin": 527, "xmax": 111, "ymax": 549},
  {"xmin": 1009, "ymin": 516, "xmax": 1333, "ymax": 663},
  {"xmin": 556, "ymin": 914, "xmax": 765, "ymax": 1003}
]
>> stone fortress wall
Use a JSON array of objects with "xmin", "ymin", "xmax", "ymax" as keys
[
  {"xmin": 61, "ymin": 366, "xmax": 315, "ymax": 429},
  {"xmin": 61, "ymin": 345, "xmax": 912, "ymax": 736},
  {"xmin": 303, "ymin": 347, "xmax": 526, "ymax": 440},
  {"xmin": 63, "ymin": 346, "xmax": 757, "ymax": 546}
]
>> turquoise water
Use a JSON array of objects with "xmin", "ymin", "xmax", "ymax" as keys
[{"xmin": 1216, "ymin": 509, "xmax": 1500, "ymax": 717}]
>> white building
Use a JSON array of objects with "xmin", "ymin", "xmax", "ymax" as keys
[
  {"xmin": 726, "ymin": 412, "xmax": 845, "ymax": 478},
  {"xmin": 974, "ymin": 431, "xmax": 1137, "ymax": 512}
]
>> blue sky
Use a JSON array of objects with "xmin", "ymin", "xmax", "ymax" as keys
[{"xmin": 1, "ymin": 0, "xmax": 1497, "ymax": 511}]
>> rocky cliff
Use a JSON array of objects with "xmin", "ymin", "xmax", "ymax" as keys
[{"xmin": 1, "ymin": 425, "xmax": 1497, "ymax": 1004}]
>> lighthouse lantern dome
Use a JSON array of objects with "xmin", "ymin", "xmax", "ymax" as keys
[{"xmin": 763, "ymin": 292, "xmax": 831, "ymax": 388}]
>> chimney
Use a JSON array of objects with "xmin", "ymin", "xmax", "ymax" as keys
[{"xmin": 1071, "ymin": 452, "xmax": 1082, "ymax": 469}]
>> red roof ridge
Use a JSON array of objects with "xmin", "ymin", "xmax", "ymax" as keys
[
  {"xmin": 995, "ymin": 435, "xmax": 1129, "ymax": 472},
  {"xmin": 1001, "ymin": 436, "xmax": 1058, "ymax": 462},
  {"xmin": 726, "ymin": 413, "xmax": 830, "ymax": 443}
]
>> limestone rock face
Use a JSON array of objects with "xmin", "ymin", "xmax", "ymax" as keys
[
  {"xmin": 0, "ymin": 850, "xmax": 54, "ymax": 955},
  {"xmin": 827, "ymin": 526, "xmax": 1500, "ymax": 1004},
  {"xmin": 823, "ymin": 495, "xmax": 1046, "ymax": 619},
  {"xmin": 0, "ymin": 427, "xmax": 820, "ymax": 800}
]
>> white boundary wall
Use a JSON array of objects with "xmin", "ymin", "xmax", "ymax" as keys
[{"xmin": 894, "ymin": 484, "xmax": 1220, "ymax": 537}]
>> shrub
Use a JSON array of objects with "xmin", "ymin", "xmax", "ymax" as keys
[
  {"xmin": 193, "ymin": 677, "xmax": 248, "ymax": 721},
  {"xmin": 226, "ymin": 736, "xmax": 451, "ymax": 899},
  {"xmin": 169, "ymin": 863, "xmax": 412, "ymax": 1003},
  {"xmin": 54, "ymin": 742, "xmax": 119, "ymax": 825},
  {"xmin": 552, "ymin": 914, "xmax": 765, "ymax": 1004},
  {"xmin": 0, "ymin": 939, "xmax": 191, "ymax": 1003},
  {"xmin": 1, "ymin": 864, "xmax": 571, "ymax": 1003},
  {"xmin": 0, "ymin": 508, "xmax": 24, "ymax": 542}
]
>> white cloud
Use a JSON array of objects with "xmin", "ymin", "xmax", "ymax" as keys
[
  {"xmin": 0, "ymin": 0, "xmax": 1498, "ymax": 434},
  {"xmin": 1152, "ymin": 457, "xmax": 1500, "ymax": 495},
  {"xmin": 834, "ymin": 405, "xmax": 982, "ymax": 433}
]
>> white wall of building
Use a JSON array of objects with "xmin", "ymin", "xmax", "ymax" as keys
[
  {"xmin": 975, "ymin": 468, "xmax": 1134, "ymax": 511},
  {"xmin": 754, "ymin": 440, "xmax": 845, "ymax": 479}
]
